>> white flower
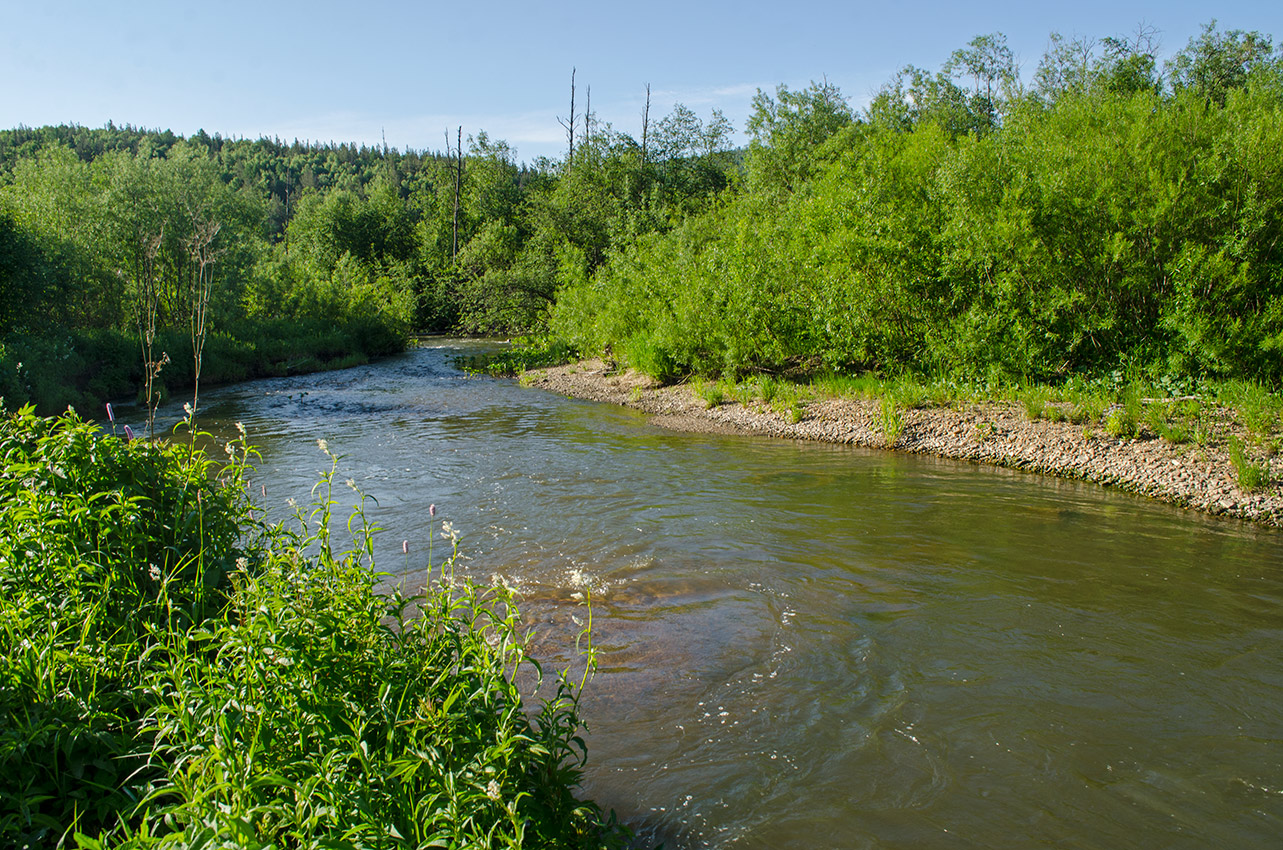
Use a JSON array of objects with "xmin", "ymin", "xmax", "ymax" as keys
[
  {"xmin": 317, "ymin": 438, "xmax": 329, "ymax": 454},
  {"xmin": 236, "ymin": 421, "xmax": 246, "ymax": 436},
  {"xmin": 440, "ymin": 521, "xmax": 458, "ymax": 541},
  {"xmin": 485, "ymin": 779, "xmax": 501, "ymax": 801},
  {"xmin": 148, "ymin": 563, "xmax": 161, "ymax": 582},
  {"xmin": 345, "ymin": 478, "xmax": 356, "ymax": 490}
]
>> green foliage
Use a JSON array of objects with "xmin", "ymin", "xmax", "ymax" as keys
[
  {"xmin": 1228, "ymin": 435, "xmax": 1272, "ymax": 490},
  {"xmin": 695, "ymin": 379, "xmax": 726, "ymax": 408},
  {"xmin": 745, "ymin": 80, "xmax": 854, "ymax": 193},
  {"xmin": 0, "ymin": 409, "xmax": 624, "ymax": 848},
  {"xmin": 1218, "ymin": 379, "xmax": 1283, "ymax": 440},
  {"xmin": 1021, "ymin": 386, "xmax": 1051, "ymax": 420},
  {"xmin": 454, "ymin": 337, "xmax": 576, "ymax": 377},
  {"xmin": 552, "ymin": 23, "xmax": 1283, "ymax": 392},
  {"xmin": 0, "ymin": 406, "xmax": 257, "ymax": 845},
  {"xmin": 1146, "ymin": 401, "xmax": 1193, "ymax": 444},
  {"xmin": 878, "ymin": 397, "xmax": 904, "ymax": 445},
  {"xmin": 1166, "ymin": 21, "xmax": 1279, "ymax": 105},
  {"xmin": 0, "ymin": 317, "xmax": 406, "ymax": 415}
]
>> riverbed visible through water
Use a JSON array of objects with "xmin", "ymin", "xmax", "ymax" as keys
[{"xmin": 142, "ymin": 341, "xmax": 1282, "ymax": 849}]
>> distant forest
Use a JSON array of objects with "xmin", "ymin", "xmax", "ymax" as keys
[{"xmin": 3, "ymin": 21, "xmax": 1282, "ymax": 413}]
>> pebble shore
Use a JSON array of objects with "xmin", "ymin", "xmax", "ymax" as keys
[{"xmin": 524, "ymin": 359, "xmax": 1283, "ymax": 529}]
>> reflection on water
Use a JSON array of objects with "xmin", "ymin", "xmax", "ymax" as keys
[{"xmin": 133, "ymin": 341, "xmax": 1283, "ymax": 850}]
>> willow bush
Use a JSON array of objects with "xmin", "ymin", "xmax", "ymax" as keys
[{"xmin": 552, "ymin": 77, "xmax": 1283, "ymax": 387}]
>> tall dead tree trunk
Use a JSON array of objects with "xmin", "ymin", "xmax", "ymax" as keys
[
  {"xmin": 186, "ymin": 216, "xmax": 221, "ymax": 421},
  {"xmin": 641, "ymin": 83, "xmax": 651, "ymax": 166},
  {"xmin": 446, "ymin": 126, "xmax": 463, "ymax": 262},
  {"xmin": 557, "ymin": 68, "xmax": 577, "ymax": 167}
]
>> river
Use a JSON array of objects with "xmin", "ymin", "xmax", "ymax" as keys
[{"xmin": 145, "ymin": 341, "xmax": 1283, "ymax": 849}]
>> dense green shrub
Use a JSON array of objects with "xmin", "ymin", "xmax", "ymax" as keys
[
  {"xmin": 0, "ymin": 407, "xmax": 256, "ymax": 843},
  {"xmin": 551, "ymin": 53, "xmax": 1283, "ymax": 389},
  {"xmin": 0, "ymin": 409, "xmax": 623, "ymax": 848}
]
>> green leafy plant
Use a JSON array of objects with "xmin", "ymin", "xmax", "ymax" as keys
[{"xmin": 0, "ymin": 408, "xmax": 625, "ymax": 849}]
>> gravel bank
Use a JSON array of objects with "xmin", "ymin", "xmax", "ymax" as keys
[{"xmin": 524, "ymin": 359, "xmax": 1283, "ymax": 528}]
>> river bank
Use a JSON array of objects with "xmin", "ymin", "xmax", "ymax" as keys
[{"xmin": 524, "ymin": 359, "xmax": 1283, "ymax": 528}]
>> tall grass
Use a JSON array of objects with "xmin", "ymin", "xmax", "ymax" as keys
[{"xmin": 0, "ymin": 407, "xmax": 624, "ymax": 849}]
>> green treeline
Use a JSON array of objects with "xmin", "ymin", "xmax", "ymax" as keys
[
  {"xmin": 5, "ymin": 21, "xmax": 1282, "ymax": 414},
  {"xmin": 0, "ymin": 100, "xmax": 735, "ymax": 412},
  {"xmin": 553, "ymin": 24, "xmax": 1283, "ymax": 386}
]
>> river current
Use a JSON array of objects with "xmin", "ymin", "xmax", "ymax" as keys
[{"xmin": 143, "ymin": 341, "xmax": 1282, "ymax": 849}]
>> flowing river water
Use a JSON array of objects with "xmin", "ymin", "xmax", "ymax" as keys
[{"xmin": 146, "ymin": 341, "xmax": 1282, "ymax": 849}]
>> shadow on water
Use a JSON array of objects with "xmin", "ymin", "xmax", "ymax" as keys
[{"xmin": 128, "ymin": 342, "xmax": 1283, "ymax": 850}]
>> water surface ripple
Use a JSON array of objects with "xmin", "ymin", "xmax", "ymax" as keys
[{"xmin": 144, "ymin": 342, "xmax": 1282, "ymax": 849}]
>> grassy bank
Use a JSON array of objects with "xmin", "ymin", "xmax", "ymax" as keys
[
  {"xmin": 0, "ymin": 316, "xmax": 407, "ymax": 416},
  {"xmin": 0, "ymin": 407, "xmax": 624, "ymax": 848},
  {"xmin": 672, "ymin": 368, "xmax": 1280, "ymax": 491}
]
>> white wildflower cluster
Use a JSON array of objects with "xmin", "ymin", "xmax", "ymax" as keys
[
  {"xmin": 485, "ymin": 779, "xmax": 502, "ymax": 801},
  {"xmin": 148, "ymin": 563, "xmax": 161, "ymax": 582},
  {"xmin": 317, "ymin": 438, "xmax": 329, "ymax": 454},
  {"xmin": 440, "ymin": 521, "xmax": 459, "ymax": 543}
]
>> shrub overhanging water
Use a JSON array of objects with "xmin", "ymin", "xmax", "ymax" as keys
[{"xmin": 0, "ymin": 407, "xmax": 625, "ymax": 849}]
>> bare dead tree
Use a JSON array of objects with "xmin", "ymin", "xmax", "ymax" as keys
[
  {"xmin": 136, "ymin": 226, "xmax": 169, "ymax": 440},
  {"xmin": 186, "ymin": 215, "xmax": 222, "ymax": 423},
  {"xmin": 557, "ymin": 67, "xmax": 577, "ymax": 166},
  {"xmin": 453, "ymin": 126, "xmax": 463, "ymax": 261},
  {"xmin": 444, "ymin": 127, "xmax": 463, "ymax": 262},
  {"xmin": 585, "ymin": 84, "xmax": 592, "ymax": 145},
  {"xmin": 641, "ymin": 82, "xmax": 652, "ymax": 165}
]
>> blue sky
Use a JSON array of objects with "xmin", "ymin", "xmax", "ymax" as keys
[{"xmin": 3, "ymin": 1, "xmax": 1280, "ymax": 164}]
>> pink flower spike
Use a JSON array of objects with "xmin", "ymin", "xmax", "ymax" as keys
[
  {"xmin": 429, "ymin": 504, "xmax": 436, "ymax": 517},
  {"xmin": 123, "ymin": 424, "xmax": 134, "ymax": 441},
  {"xmin": 402, "ymin": 540, "xmax": 409, "ymax": 555},
  {"xmin": 105, "ymin": 402, "xmax": 115, "ymax": 422},
  {"xmin": 261, "ymin": 484, "xmax": 267, "ymax": 498}
]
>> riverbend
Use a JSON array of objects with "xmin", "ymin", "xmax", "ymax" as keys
[
  {"xmin": 138, "ymin": 342, "xmax": 1282, "ymax": 849},
  {"xmin": 525, "ymin": 359, "xmax": 1283, "ymax": 528}
]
